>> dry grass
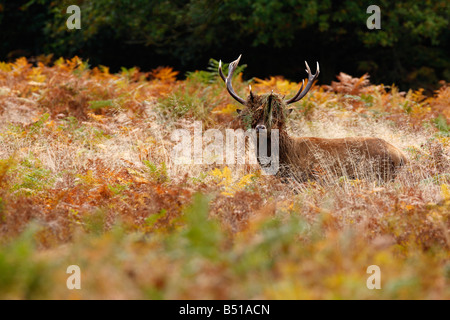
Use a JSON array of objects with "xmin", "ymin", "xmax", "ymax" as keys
[{"xmin": 0, "ymin": 57, "xmax": 448, "ymax": 299}]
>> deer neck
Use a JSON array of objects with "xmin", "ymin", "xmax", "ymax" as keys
[{"xmin": 278, "ymin": 130, "xmax": 294, "ymax": 161}]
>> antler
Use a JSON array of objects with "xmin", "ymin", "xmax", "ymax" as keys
[
  {"xmin": 285, "ymin": 61, "xmax": 320, "ymax": 105},
  {"xmin": 218, "ymin": 55, "xmax": 246, "ymax": 105}
]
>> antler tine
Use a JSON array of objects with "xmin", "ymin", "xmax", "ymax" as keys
[
  {"xmin": 218, "ymin": 55, "xmax": 246, "ymax": 105},
  {"xmin": 284, "ymin": 80, "xmax": 304, "ymax": 105},
  {"xmin": 285, "ymin": 61, "xmax": 320, "ymax": 105},
  {"xmin": 305, "ymin": 61, "xmax": 311, "ymax": 74},
  {"xmin": 218, "ymin": 60, "xmax": 226, "ymax": 82}
]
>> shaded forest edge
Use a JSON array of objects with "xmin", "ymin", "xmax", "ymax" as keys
[{"xmin": 0, "ymin": 0, "xmax": 449, "ymax": 92}]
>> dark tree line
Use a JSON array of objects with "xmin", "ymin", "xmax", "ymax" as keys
[{"xmin": 1, "ymin": 0, "xmax": 448, "ymax": 90}]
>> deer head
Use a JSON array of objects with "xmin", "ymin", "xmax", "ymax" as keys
[{"xmin": 219, "ymin": 55, "xmax": 319, "ymax": 133}]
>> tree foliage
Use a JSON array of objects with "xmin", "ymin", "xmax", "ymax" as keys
[{"xmin": 0, "ymin": 0, "xmax": 449, "ymax": 89}]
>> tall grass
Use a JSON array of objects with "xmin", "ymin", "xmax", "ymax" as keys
[{"xmin": 0, "ymin": 57, "xmax": 448, "ymax": 299}]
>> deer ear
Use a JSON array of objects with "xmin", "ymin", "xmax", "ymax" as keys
[
  {"xmin": 236, "ymin": 109, "xmax": 242, "ymax": 114},
  {"xmin": 286, "ymin": 108, "xmax": 294, "ymax": 115}
]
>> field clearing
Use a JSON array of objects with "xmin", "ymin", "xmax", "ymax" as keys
[{"xmin": 0, "ymin": 57, "xmax": 449, "ymax": 299}]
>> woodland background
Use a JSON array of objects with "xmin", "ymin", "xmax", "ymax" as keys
[
  {"xmin": 1, "ymin": 0, "xmax": 449, "ymax": 91},
  {"xmin": 0, "ymin": 0, "xmax": 448, "ymax": 299}
]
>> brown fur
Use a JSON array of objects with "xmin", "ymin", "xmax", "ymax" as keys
[{"xmin": 239, "ymin": 93, "xmax": 407, "ymax": 182}]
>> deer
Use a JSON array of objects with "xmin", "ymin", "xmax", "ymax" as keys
[{"xmin": 218, "ymin": 55, "xmax": 407, "ymax": 183}]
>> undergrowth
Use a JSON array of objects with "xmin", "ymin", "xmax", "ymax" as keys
[{"xmin": 0, "ymin": 56, "xmax": 448, "ymax": 299}]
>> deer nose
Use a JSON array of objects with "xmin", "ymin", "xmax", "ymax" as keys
[{"xmin": 255, "ymin": 124, "xmax": 266, "ymax": 132}]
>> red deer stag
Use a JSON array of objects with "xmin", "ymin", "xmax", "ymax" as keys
[{"xmin": 219, "ymin": 55, "xmax": 407, "ymax": 183}]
